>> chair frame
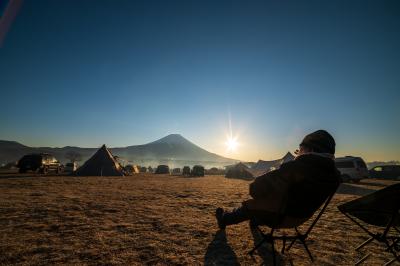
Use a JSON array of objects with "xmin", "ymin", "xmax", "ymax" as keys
[
  {"xmin": 248, "ymin": 191, "xmax": 336, "ymax": 265},
  {"xmin": 339, "ymin": 206, "xmax": 400, "ymax": 265}
]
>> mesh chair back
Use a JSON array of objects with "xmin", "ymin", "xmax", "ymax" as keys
[{"xmin": 338, "ymin": 183, "xmax": 400, "ymax": 227}]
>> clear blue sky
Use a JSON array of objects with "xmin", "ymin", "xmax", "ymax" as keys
[{"xmin": 0, "ymin": 0, "xmax": 399, "ymax": 162}]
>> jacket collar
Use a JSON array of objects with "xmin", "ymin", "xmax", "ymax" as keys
[{"xmin": 295, "ymin": 152, "xmax": 335, "ymax": 161}]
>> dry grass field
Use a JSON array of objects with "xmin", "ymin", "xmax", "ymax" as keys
[{"xmin": 0, "ymin": 173, "xmax": 399, "ymax": 265}]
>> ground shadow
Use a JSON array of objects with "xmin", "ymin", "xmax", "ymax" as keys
[
  {"xmin": 358, "ymin": 180, "xmax": 391, "ymax": 187},
  {"xmin": 204, "ymin": 230, "xmax": 239, "ymax": 266},
  {"xmin": 250, "ymin": 223, "xmax": 285, "ymax": 266},
  {"xmin": 336, "ymin": 183, "xmax": 377, "ymax": 196}
]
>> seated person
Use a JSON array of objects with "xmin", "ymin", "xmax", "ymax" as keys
[{"xmin": 215, "ymin": 130, "xmax": 341, "ymax": 229}]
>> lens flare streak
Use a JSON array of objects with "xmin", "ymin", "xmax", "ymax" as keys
[{"xmin": 225, "ymin": 135, "xmax": 238, "ymax": 152}]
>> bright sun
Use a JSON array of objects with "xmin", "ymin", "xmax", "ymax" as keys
[{"xmin": 225, "ymin": 136, "xmax": 238, "ymax": 152}]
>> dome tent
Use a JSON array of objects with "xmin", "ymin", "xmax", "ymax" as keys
[{"xmin": 225, "ymin": 162, "xmax": 254, "ymax": 179}]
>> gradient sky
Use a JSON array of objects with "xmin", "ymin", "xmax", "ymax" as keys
[{"xmin": 0, "ymin": 0, "xmax": 399, "ymax": 162}]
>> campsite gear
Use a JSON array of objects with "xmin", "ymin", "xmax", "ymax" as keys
[
  {"xmin": 75, "ymin": 145, "xmax": 124, "ymax": 176},
  {"xmin": 248, "ymin": 187, "xmax": 338, "ymax": 266},
  {"xmin": 338, "ymin": 183, "xmax": 400, "ymax": 265},
  {"xmin": 300, "ymin": 130, "xmax": 335, "ymax": 154}
]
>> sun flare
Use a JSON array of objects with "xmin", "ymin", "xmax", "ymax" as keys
[{"xmin": 225, "ymin": 136, "xmax": 238, "ymax": 152}]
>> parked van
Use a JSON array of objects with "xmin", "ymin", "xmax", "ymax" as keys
[{"xmin": 335, "ymin": 156, "xmax": 369, "ymax": 183}]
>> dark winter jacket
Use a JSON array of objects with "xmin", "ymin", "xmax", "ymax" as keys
[{"xmin": 244, "ymin": 154, "xmax": 341, "ymax": 221}]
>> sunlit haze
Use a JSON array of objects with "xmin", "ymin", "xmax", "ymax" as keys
[
  {"xmin": 0, "ymin": 0, "xmax": 399, "ymax": 162},
  {"xmin": 225, "ymin": 135, "xmax": 239, "ymax": 153}
]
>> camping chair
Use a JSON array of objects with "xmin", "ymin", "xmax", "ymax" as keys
[
  {"xmin": 338, "ymin": 183, "xmax": 400, "ymax": 265},
  {"xmin": 248, "ymin": 183, "xmax": 339, "ymax": 266}
]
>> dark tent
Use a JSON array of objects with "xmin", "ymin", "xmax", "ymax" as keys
[
  {"xmin": 225, "ymin": 162, "xmax": 254, "ymax": 179},
  {"xmin": 75, "ymin": 145, "xmax": 124, "ymax": 176}
]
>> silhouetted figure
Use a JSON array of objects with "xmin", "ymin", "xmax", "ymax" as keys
[{"xmin": 215, "ymin": 130, "xmax": 341, "ymax": 229}]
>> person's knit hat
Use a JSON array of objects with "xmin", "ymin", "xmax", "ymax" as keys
[{"xmin": 300, "ymin": 130, "xmax": 336, "ymax": 154}]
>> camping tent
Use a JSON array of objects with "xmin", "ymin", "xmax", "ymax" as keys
[
  {"xmin": 124, "ymin": 164, "xmax": 140, "ymax": 175},
  {"xmin": 225, "ymin": 162, "xmax": 254, "ymax": 179},
  {"xmin": 251, "ymin": 152, "xmax": 295, "ymax": 175},
  {"xmin": 75, "ymin": 145, "xmax": 124, "ymax": 176}
]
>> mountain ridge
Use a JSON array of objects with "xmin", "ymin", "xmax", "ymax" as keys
[{"xmin": 0, "ymin": 135, "xmax": 237, "ymax": 168}]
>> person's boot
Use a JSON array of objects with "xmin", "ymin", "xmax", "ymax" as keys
[
  {"xmin": 216, "ymin": 206, "xmax": 250, "ymax": 229},
  {"xmin": 215, "ymin": 207, "xmax": 226, "ymax": 230}
]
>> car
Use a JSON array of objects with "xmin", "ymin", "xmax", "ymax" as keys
[
  {"xmin": 64, "ymin": 162, "xmax": 78, "ymax": 173},
  {"xmin": 335, "ymin": 156, "xmax": 369, "ymax": 183},
  {"xmin": 155, "ymin": 165, "xmax": 170, "ymax": 174},
  {"xmin": 182, "ymin": 166, "xmax": 191, "ymax": 176},
  {"xmin": 369, "ymin": 165, "xmax": 400, "ymax": 180},
  {"xmin": 191, "ymin": 165, "xmax": 205, "ymax": 177},
  {"xmin": 17, "ymin": 153, "xmax": 62, "ymax": 174}
]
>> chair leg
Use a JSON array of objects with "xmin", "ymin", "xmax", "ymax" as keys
[
  {"xmin": 286, "ymin": 238, "xmax": 297, "ymax": 251},
  {"xmin": 355, "ymin": 253, "xmax": 371, "ymax": 266},
  {"xmin": 386, "ymin": 240, "xmax": 400, "ymax": 263},
  {"xmin": 271, "ymin": 235, "xmax": 276, "ymax": 266},
  {"xmin": 293, "ymin": 227, "xmax": 314, "ymax": 262},
  {"xmin": 299, "ymin": 237, "xmax": 314, "ymax": 262},
  {"xmin": 249, "ymin": 228, "xmax": 277, "ymax": 266},
  {"xmin": 383, "ymin": 258, "xmax": 396, "ymax": 266},
  {"xmin": 281, "ymin": 237, "xmax": 287, "ymax": 254},
  {"xmin": 286, "ymin": 227, "xmax": 300, "ymax": 251},
  {"xmin": 248, "ymin": 237, "xmax": 268, "ymax": 255},
  {"xmin": 356, "ymin": 236, "xmax": 374, "ymax": 251},
  {"xmin": 385, "ymin": 237, "xmax": 400, "ymax": 251},
  {"xmin": 393, "ymin": 237, "xmax": 400, "ymax": 252}
]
